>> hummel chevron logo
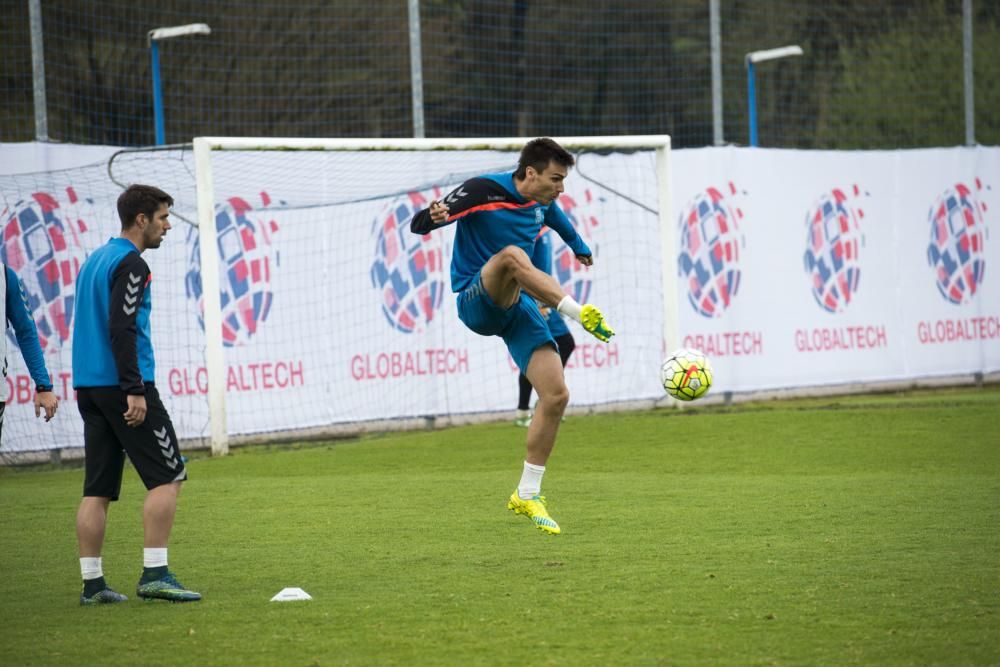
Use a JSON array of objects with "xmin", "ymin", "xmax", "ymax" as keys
[
  {"xmin": 123, "ymin": 273, "xmax": 142, "ymax": 315},
  {"xmin": 154, "ymin": 426, "xmax": 178, "ymax": 468},
  {"xmin": 445, "ymin": 187, "xmax": 468, "ymax": 205}
]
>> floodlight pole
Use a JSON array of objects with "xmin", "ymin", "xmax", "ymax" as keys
[
  {"xmin": 745, "ymin": 45, "xmax": 803, "ymax": 147},
  {"xmin": 148, "ymin": 23, "xmax": 211, "ymax": 145}
]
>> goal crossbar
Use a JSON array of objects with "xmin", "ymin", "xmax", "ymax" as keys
[{"xmin": 196, "ymin": 135, "xmax": 671, "ymax": 152}]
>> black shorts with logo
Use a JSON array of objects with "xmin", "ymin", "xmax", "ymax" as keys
[{"xmin": 78, "ymin": 384, "xmax": 187, "ymax": 500}]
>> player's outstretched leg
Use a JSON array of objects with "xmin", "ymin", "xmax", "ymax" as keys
[
  {"xmin": 580, "ymin": 304, "xmax": 615, "ymax": 342},
  {"xmin": 507, "ymin": 491, "xmax": 561, "ymax": 535}
]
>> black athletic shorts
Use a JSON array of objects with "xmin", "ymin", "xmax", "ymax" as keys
[{"xmin": 78, "ymin": 384, "xmax": 187, "ymax": 500}]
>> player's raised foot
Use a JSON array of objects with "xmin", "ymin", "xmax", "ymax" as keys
[
  {"xmin": 580, "ymin": 304, "xmax": 615, "ymax": 342},
  {"xmin": 136, "ymin": 571, "xmax": 202, "ymax": 602},
  {"xmin": 80, "ymin": 585, "xmax": 128, "ymax": 606},
  {"xmin": 507, "ymin": 491, "xmax": 561, "ymax": 535}
]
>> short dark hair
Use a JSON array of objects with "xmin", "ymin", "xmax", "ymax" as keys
[
  {"xmin": 117, "ymin": 184, "xmax": 173, "ymax": 229},
  {"xmin": 515, "ymin": 138, "xmax": 575, "ymax": 179}
]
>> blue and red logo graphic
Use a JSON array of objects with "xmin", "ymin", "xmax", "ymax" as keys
[
  {"xmin": 185, "ymin": 193, "xmax": 280, "ymax": 346},
  {"xmin": 927, "ymin": 180, "xmax": 989, "ymax": 305},
  {"xmin": 1, "ymin": 188, "xmax": 90, "ymax": 350},
  {"xmin": 678, "ymin": 184, "xmax": 745, "ymax": 318},
  {"xmin": 550, "ymin": 189, "xmax": 599, "ymax": 304},
  {"xmin": 370, "ymin": 189, "xmax": 448, "ymax": 334},
  {"xmin": 803, "ymin": 185, "xmax": 866, "ymax": 313}
]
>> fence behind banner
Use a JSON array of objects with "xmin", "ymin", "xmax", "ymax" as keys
[{"xmin": 3, "ymin": 1, "xmax": 999, "ymax": 149}]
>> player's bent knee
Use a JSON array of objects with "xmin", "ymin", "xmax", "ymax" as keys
[{"xmin": 497, "ymin": 245, "xmax": 530, "ymax": 271}]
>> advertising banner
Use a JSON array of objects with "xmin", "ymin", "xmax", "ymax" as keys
[{"xmin": 0, "ymin": 143, "xmax": 996, "ymax": 453}]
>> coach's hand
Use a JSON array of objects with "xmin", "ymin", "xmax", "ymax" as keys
[
  {"xmin": 34, "ymin": 391, "xmax": 59, "ymax": 422},
  {"xmin": 124, "ymin": 394, "xmax": 147, "ymax": 427},
  {"xmin": 576, "ymin": 253, "xmax": 593, "ymax": 266}
]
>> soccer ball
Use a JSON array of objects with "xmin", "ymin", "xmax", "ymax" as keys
[{"xmin": 661, "ymin": 348, "xmax": 713, "ymax": 401}]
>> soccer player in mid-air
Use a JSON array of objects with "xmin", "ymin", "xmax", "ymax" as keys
[
  {"xmin": 410, "ymin": 138, "xmax": 614, "ymax": 535},
  {"xmin": 73, "ymin": 184, "xmax": 200, "ymax": 604}
]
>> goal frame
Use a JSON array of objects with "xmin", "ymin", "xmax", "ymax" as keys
[{"xmin": 192, "ymin": 135, "xmax": 674, "ymax": 456}]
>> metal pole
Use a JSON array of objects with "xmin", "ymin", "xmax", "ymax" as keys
[
  {"xmin": 151, "ymin": 40, "xmax": 165, "ymax": 145},
  {"xmin": 963, "ymin": 0, "xmax": 975, "ymax": 146},
  {"xmin": 710, "ymin": 0, "xmax": 723, "ymax": 146},
  {"xmin": 28, "ymin": 0, "xmax": 48, "ymax": 141},
  {"xmin": 747, "ymin": 60, "xmax": 758, "ymax": 147},
  {"xmin": 407, "ymin": 0, "xmax": 426, "ymax": 138}
]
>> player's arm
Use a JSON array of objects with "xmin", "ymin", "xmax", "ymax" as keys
[
  {"xmin": 109, "ymin": 254, "xmax": 150, "ymax": 426},
  {"xmin": 545, "ymin": 202, "xmax": 593, "ymax": 266},
  {"xmin": 108, "ymin": 254, "xmax": 149, "ymax": 396},
  {"xmin": 5, "ymin": 267, "xmax": 57, "ymax": 420},
  {"xmin": 409, "ymin": 178, "xmax": 497, "ymax": 234}
]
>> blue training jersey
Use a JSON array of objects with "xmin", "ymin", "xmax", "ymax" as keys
[
  {"xmin": 72, "ymin": 237, "xmax": 154, "ymax": 392},
  {"xmin": 410, "ymin": 171, "xmax": 591, "ymax": 292}
]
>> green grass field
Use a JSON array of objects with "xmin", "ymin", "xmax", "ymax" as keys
[{"xmin": 2, "ymin": 387, "xmax": 998, "ymax": 666}]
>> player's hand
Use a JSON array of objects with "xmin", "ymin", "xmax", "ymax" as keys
[
  {"xmin": 34, "ymin": 391, "xmax": 59, "ymax": 422},
  {"xmin": 538, "ymin": 305, "xmax": 552, "ymax": 318},
  {"xmin": 429, "ymin": 200, "xmax": 450, "ymax": 224},
  {"xmin": 124, "ymin": 394, "xmax": 147, "ymax": 427},
  {"xmin": 576, "ymin": 254, "xmax": 593, "ymax": 266}
]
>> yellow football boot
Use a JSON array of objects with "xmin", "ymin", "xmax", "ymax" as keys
[
  {"xmin": 580, "ymin": 304, "xmax": 615, "ymax": 342},
  {"xmin": 507, "ymin": 491, "xmax": 561, "ymax": 535}
]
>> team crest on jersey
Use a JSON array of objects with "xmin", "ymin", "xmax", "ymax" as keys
[{"xmin": 535, "ymin": 208, "xmax": 544, "ymax": 224}]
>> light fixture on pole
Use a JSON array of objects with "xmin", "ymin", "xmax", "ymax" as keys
[
  {"xmin": 148, "ymin": 23, "xmax": 211, "ymax": 146},
  {"xmin": 745, "ymin": 45, "xmax": 803, "ymax": 147}
]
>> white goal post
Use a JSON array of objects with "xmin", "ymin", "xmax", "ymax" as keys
[{"xmin": 192, "ymin": 135, "xmax": 675, "ymax": 457}]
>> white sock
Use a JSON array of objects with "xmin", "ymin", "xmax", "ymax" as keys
[
  {"xmin": 518, "ymin": 461, "xmax": 546, "ymax": 499},
  {"xmin": 80, "ymin": 557, "xmax": 103, "ymax": 581},
  {"xmin": 144, "ymin": 548, "xmax": 168, "ymax": 568},
  {"xmin": 557, "ymin": 296, "xmax": 583, "ymax": 323}
]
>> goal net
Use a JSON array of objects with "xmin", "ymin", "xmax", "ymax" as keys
[{"xmin": 0, "ymin": 137, "xmax": 673, "ymax": 459}]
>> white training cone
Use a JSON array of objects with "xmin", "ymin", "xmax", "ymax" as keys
[{"xmin": 270, "ymin": 587, "xmax": 313, "ymax": 602}]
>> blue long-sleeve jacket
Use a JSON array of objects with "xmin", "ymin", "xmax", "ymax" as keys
[{"xmin": 5, "ymin": 266, "xmax": 53, "ymax": 391}]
